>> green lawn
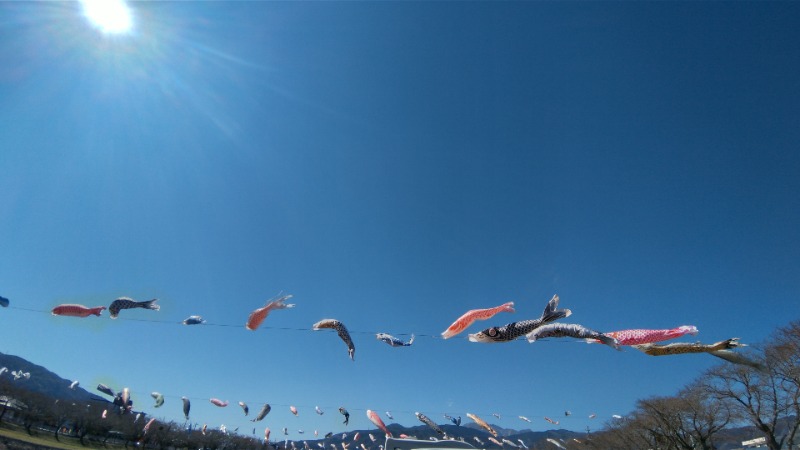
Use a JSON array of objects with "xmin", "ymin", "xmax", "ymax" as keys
[{"xmin": 0, "ymin": 423, "xmax": 127, "ymax": 450}]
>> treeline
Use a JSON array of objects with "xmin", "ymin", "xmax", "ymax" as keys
[
  {"xmin": 582, "ymin": 320, "xmax": 799, "ymax": 450},
  {"xmin": 0, "ymin": 382, "xmax": 267, "ymax": 449}
]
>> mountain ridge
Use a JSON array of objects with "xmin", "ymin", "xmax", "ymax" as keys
[{"xmin": 0, "ymin": 351, "xmax": 107, "ymax": 404}]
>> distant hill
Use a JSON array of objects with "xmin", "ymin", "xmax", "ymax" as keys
[
  {"xmin": 379, "ymin": 422, "xmax": 584, "ymax": 447},
  {"xmin": 0, "ymin": 351, "xmax": 107, "ymax": 404},
  {"xmin": 461, "ymin": 422, "xmax": 519, "ymax": 437}
]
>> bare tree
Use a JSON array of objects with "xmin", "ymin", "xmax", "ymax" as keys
[
  {"xmin": 764, "ymin": 320, "xmax": 800, "ymax": 448},
  {"xmin": 637, "ymin": 382, "xmax": 733, "ymax": 450},
  {"xmin": 582, "ymin": 415, "xmax": 657, "ymax": 450},
  {"xmin": 701, "ymin": 321, "xmax": 800, "ymax": 450},
  {"xmin": 71, "ymin": 402, "xmax": 111, "ymax": 446},
  {"xmin": 8, "ymin": 388, "xmax": 53, "ymax": 436}
]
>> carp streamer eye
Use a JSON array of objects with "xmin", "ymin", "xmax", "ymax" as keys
[{"xmin": 488, "ymin": 328, "xmax": 498, "ymax": 337}]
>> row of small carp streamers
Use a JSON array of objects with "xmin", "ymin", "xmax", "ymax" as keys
[
  {"xmin": 60, "ymin": 379, "xmax": 601, "ymax": 446},
  {"xmin": 43, "ymin": 293, "xmax": 758, "ymax": 368}
]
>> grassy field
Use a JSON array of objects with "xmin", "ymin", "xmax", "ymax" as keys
[{"xmin": 0, "ymin": 423, "xmax": 126, "ymax": 450}]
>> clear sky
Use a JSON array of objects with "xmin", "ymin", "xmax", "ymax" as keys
[{"xmin": 1, "ymin": 0, "xmax": 799, "ymax": 441}]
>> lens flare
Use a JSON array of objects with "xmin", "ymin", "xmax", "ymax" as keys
[{"xmin": 80, "ymin": 0, "xmax": 133, "ymax": 34}]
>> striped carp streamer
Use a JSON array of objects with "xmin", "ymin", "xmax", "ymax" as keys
[
  {"xmin": 313, "ymin": 319, "xmax": 355, "ymax": 361},
  {"xmin": 415, "ymin": 412, "xmax": 444, "ymax": 436},
  {"xmin": 108, "ymin": 297, "xmax": 160, "ymax": 319},
  {"xmin": 633, "ymin": 337, "xmax": 765, "ymax": 370},
  {"xmin": 183, "ymin": 315, "xmax": 206, "ymax": 325},
  {"xmin": 444, "ymin": 414, "xmax": 461, "ymax": 426},
  {"xmin": 181, "ymin": 397, "xmax": 191, "ymax": 420},
  {"xmin": 339, "ymin": 407, "xmax": 350, "ymax": 425},
  {"xmin": 97, "ymin": 384, "xmax": 115, "ymax": 397},
  {"xmin": 526, "ymin": 323, "xmax": 620, "ymax": 349},
  {"xmin": 151, "ymin": 392, "xmax": 164, "ymax": 408},
  {"xmin": 252, "ymin": 403, "xmax": 271, "ymax": 422},
  {"xmin": 376, "ymin": 333, "xmax": 414, "ymax": 347},
  {"xmin": 469, "ymin": 295, "xmax": 571, "ymax": 343}
]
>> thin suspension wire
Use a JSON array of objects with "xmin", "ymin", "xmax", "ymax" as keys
[
  {"xmin": 5, "ymin": 305, "xmax": 603, "ymax": 428},
  {"xmin": 7, "ymin": 305, "xmax": 587, "ymax": 343}
]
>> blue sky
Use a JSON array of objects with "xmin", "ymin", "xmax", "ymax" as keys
[{"xmin": 1, "ymin": 0, "xmax": 799, "ymax": 441}]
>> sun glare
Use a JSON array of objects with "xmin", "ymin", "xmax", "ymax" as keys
[{"xmin": 80, "ymin": 0, "xmax": 133, "ymax": 34}]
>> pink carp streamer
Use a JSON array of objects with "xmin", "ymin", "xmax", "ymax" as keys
[
  {"xmin": 51, "ymin": 304, "xmax": 106, "ymax": 317},
  {"xmin": 143, "ymin": 418, "xmax": 157, "ymax": 434},
  {"xmin": 246, "ymin": 294, "xmax": 295, "ymax": 331},
  {"xmin": 210, "ymin": 398, "xmax": 229, "ymax": 407},
  {"xmin": 366, "ymin": 410, "xmax": 392, "ymax": 437},
  {"xmin": 441, "ymin": 301, "xmax": 515, "ymax": 339},
  {"xmin": 595, "ymin": 325, "xmax": 698, "ymax": 346}
]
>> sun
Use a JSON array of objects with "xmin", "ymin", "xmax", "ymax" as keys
[{"xmin": 80, "ymin": 0, "xmax": 133, "ymax": 34}]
